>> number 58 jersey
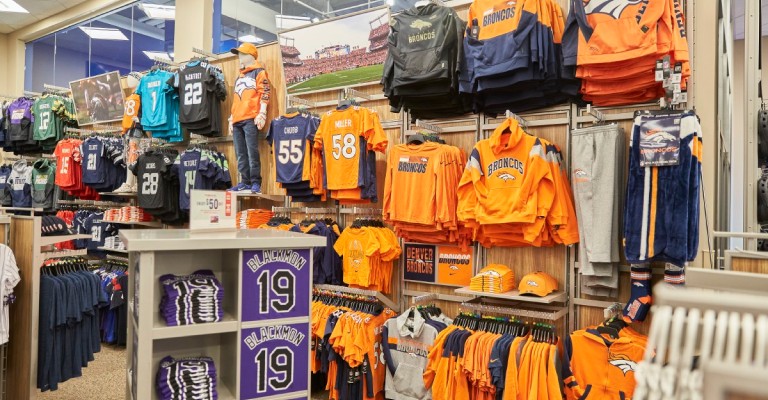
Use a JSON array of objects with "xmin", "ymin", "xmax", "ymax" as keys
[
  {"xmin": 313, "ymin": 106, "xmax": 387, "ymax": 190},
  {"xmin": 266, "ymin": 113, "xmax": 320, "ymax": 184}
]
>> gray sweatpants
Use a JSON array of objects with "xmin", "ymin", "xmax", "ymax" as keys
[{"xmin": 571, "ymin": 125, "xmax": 625, "ymax": 296}]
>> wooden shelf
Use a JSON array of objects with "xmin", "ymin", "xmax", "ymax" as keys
[
  {"xmin": 231, "ymin": 192, "xmax": 285, "ymax": 202},
  {"xmin": 454, "ymin": 287, "xmax": 567, "ymax": 304},
  {"xmin": 152, "ymin": 312, "xmax": 239, "ymax": 340},
  {"xmin": 39, "ymin": 234, "xmax": 91, "ymax": 247},
  {"xmin": 97, "ymin": 246, "xmax": 128, "ymax": 254}
]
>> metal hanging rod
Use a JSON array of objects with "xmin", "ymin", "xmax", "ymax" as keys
[
  {"xmin": 343, "ymin": 87, "xmax": 371, "ymax": 101},
  {"xmin": 191, "ymin": 47, "xmax": 219, "ymax": 60},
  {"xmin": 505, "ymin": 110, "xmax": 528, "ymax": 130},
  {"xmin": 403, "ymin": 289, "xmax": 473, "ymax": 304},
  {"xmin": 314, "ymin": 284, "xmax": 399, "ymax": 311},
  {"xmin": 414, "ymin": 119, "xmax": 443, "ymax": 134},
  {"xmin": 459, "ymin": 301, "xmax": 567, "ymax": 321},
  {"xmin": 411, "ymin": 293, "xmax": 439, "ymax": 305},
  {"xmin": 271, "ymin": 206, "xmax": 305, "ymax": 213},
  {"xmin": 287, "ymin": 95, "xmax": 316, "ymax": 108},
  {"xmin": 339, "ymin": 207, "xmax": 382, "ymax": 215},
  {"xmin": 23, "ymin": 91, "xmax": 41, "ymax": 97},
  {"xmin": 43, "ymin": 84, "xmax": 71, "ymax": 93},
  {"xmin": 302, "ymin": 207, "xmax": 338, "ymax": 214},
  {"xmin": 106, "ymin": 254, "xmax": 129, "ymax": 262},
  {"xmin": 603, "ymin": 302, "xmax": 623, "ymax": 319},
  {"xmin": 585, "ymin": 104, "xmax": 605, "ymax": 123},
  {"xmin": 64, "ymin": 127, "xmax": 122, "ymax": 135}
]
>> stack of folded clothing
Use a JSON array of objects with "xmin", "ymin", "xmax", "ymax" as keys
[
  {"xmin": 236, "ymin": 209, "xmax": 274, "ymax": 229},
  {"xmin": 103, "ymin": 236, "xmax": 126, "ymax": 251},
  {"xmin": 103, "ymin": 206, "xmax": 154, "ymax": 223},
  {"xmin": 469, "ymin": 264, "xmax": 515, "ymax": 293},
  {"xmin": 156, "ymin": 356, "xmax": 218, "ymax": 400},
  {"xmin": 41, "ymin": 215, "xmax": 71, "ymax": 236},
  {"xmin": 159, "ymin": 270, "xmax": 224, "ymax": 326}
]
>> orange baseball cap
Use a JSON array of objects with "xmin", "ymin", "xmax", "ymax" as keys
[
  {"xmin": 518, "ymin": 272, "xmax": 558, "ymax": 297},
  {"xmin": 231, "ymin": 42, "xmax": 259, "ymax": 59}
]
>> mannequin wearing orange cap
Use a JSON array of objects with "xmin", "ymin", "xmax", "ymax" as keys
[{"xmin": 228, "ymin": 42, "xmax": 271, "ymax": 193}]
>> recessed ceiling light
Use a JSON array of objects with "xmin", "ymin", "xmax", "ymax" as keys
[
  {"xmin": 238, "ymin": 35, "xmax": 264, "ymax": 43},
  {"xmin": 0, "ymin": 0, "xmax": 28, "ymax": 13},
  {"xmin": 79, "ymin": 27, "xmax": 129, "ymax": 41},
  {"xmin": 139, "ymin": 4, "xmax": 175, "ymax": 20},
  {"xmin": 143, "ymin": 51, "xmax": 173, "ymax": 61}
]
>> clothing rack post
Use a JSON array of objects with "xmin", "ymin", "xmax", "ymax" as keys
[
  {"xmin": 314, "ymin": 284, "xmax": 400, "ymax": 312},
  {"xmin": 585, "ymin": 104, "xmax": 605, "ymax": 124}
]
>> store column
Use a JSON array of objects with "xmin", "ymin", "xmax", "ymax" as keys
[{"xmin": 173, "ymin": 0, "xmax": 214, "ymax": 61}]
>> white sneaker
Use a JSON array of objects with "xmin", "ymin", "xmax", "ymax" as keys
[{"xmin": 114, "ymin": 183, "xmax": 134, "ymax": 193}]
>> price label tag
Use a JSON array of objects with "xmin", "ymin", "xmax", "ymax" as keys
[
  {"xmin": 189, "ymin": 190, "xmax": 235, "ymax": 231},
  {"xmin": 240, "ymin": 323, "xmax": 309, "ymax": 399},
  {"xmin": 242, "ymin": 249, "xmax": 311, "ymax": 321}
]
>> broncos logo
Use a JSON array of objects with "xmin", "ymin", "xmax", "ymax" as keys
[
  {"xmin": 234, "ymin": 76, "xmax": 256, "ymax": 99},
  {"xmin": 583, "ymin": 0, "xmax": 642, "ymax": 19},
  {"xmin": 608, "ymin": 353, "xmax": 638, "ymax": 375},
  {"xmin": 449, "ymin": 265, "xmax": 459, "ymax": 275},
  {"xmin": 410, "ymin": 19, "xmax": 432, "ymax": 29},
  {"xmin": 640, "ymin": 130, "xmax": 677, "ymax": 148},
  {"xmin": 498, "ymin": 173, "xmax": 516, "ymax": 182}
]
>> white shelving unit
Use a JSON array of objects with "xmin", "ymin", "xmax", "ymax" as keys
[
  {"xmin": 121, "ymin": 229, "xmax": 325, "ymax": 400},
  {"xmin": 97, "ymin": 220, "xmax": 164, "ymax": 228},
  {"xmin": 39, "ymin": 233, "xmax": 91, "ymax": 247}
]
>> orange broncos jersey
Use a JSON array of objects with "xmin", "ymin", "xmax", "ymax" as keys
[
  {"xmin": 313, "ymin": 106, "xmax": 387, "ymax": 191},
  {"xmin": 122, "ymin": 93, "xmax": 141, "ymax": 134}
]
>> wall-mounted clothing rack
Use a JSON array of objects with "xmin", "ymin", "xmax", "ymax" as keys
[
  {"xmin": 191, "ymin": 47, "xmax": 219, "ymax": 60},
  {"xmin": 64, "ymin": 127, "xmax": 122, "ymax": 135},
  {"xmin": 459, "ymin": 298, "xmax": 567, "ymax": 321},
  {"xmin": 57, "ymin": 199, "xmax": 126, "ymax": 208},
  {"xmin": 342, "ymin": 87, "xmax": 371, "ymax": 101},
  {"xmin": 403, "ymin": 289, "xmax": 472, "ymax": 304},
  {"xmin": 314, "ymin": 284, "xmax": 399, "ymax": 311},
  {"xmin": 414, "ymin": 119, "xmax": 443, "ymax": 134},
  {"xmin": 286, "ymin": 95, "xmax": 316, "ymax": 109},
  {"xmin": 42, "ymin": 84, "xmax": 70, "ymax": 93},
  {"xmin": 505, "ymin": 110, "xmax": 528, "ymax": 130},
  {"xmin": 585, "ymin": 104, "xmax": 605, "ymax": 123},
  {"xmin": 339, "ymin": 207, "xmax": 382, "ymax": 215},
  {"xmin": 22, "ymin": 91, "xmax": 41, "ymax": 97}
]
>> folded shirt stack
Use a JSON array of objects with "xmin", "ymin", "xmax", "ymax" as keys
[
  {"xmin": 236, "ymin": 209, "xmax": 274, "ymax": 229},
  {"xmin": 159, "ymin": 270, "xmax": 224, "ymax": 326},
  {"xmin": 469, "ymin": 264, "xmax": 516, "ymax": 293},
  {"xmin": 156, "ymin": 355, "xmax": 218, "ymax": 400}
]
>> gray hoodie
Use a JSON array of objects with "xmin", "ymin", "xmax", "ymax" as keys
[{"xmin": 383, "ymin": 307, "xmax": 438, "ymax": 400}]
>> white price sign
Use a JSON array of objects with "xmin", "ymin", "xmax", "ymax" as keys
[{"xmin": 190, "ymin": 190, "xmax": 236, "ymax": 231}]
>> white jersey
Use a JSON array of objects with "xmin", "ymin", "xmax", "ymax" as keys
[{"xmin": 0, "ymin": 244, "xmax": 20, "ymax": 345}]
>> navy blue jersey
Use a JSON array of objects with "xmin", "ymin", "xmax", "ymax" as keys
[
  {"xmin": 266, "ymin": 114, "xmax": 319, "ymax": 184},
  {"xmin": 0, "ymin": 165, "xmax": 12, "ymax": 206},
  {"xmin": 171, "ymin": 150, "xmax": 217, "ymax": 210},
  {"xmin": 80, "ymin": 137, "xmax": 106, "ymax": 184},
  {"xmin": 9, "ymin": 162, "xmax": 32, "ymax": 207}
]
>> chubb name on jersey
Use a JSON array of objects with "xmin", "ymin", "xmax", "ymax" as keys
[
  {"xmin": 487, "ymin": 157, "xmax": 524, "ymax": 176},
  {"xmin": 409, "ymin": 31, "xmax": 436, "ymax": 43},
  {"xmin": 284, "ymin": 126, "xmax": 299, "ymax": 134},
  {"xmin": 483, "ymin": 7, "xmax": 515, "ymax": 26}
]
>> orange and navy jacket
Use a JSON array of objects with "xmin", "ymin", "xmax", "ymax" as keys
[
  {"xmin": 457, "ymin": 117, "xmax": 555, "ymax": 236},
  {"xmin": 562, "ymin": 329, "xmax": 646, "ymax": 399},
  {"xmin": 231, "ymin": 62, "xmax": 270, "ymax": 123}
]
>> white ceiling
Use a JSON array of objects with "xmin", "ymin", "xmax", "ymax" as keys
[{"xmin": 0, "ymin": 0, "xmax": 90, "ymax": 34}]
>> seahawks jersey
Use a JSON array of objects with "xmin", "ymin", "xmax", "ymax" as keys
[
  {"xmin": 266, "ymin": 113, "xmax": 319, "ymax": 184},
  {"xmin": 175, "ymin": 61, "xmax": 216, "ymax": 125},
  {"xmin": 172, "ymin": 149, "xmax": 216, "ymax": 211}
]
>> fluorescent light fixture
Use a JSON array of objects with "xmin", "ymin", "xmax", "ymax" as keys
[
  {"xmin": 139, "ymin": 4, "xmax": 175, "ymax": 20},
  {"xmin": 79, "ymin": 27, "xmax": 129, "ymax": 41},
  {"xmin": 386, "ymin": 0, "xmax": 394, "ymax": 5},
  {"xmin": 0, "ymin": 0, "xmax": 28, "ymax": 13},
  {"xmin": 275, "ymin": 14, "xmax": 311, "ymax": 30},
  {"xmin": 143, "ymin": 51, "xmax": 173, "ymax": 61},
  {"xmin": 238, "ymin": 35, "xmax": 264, "ymax": 43}
]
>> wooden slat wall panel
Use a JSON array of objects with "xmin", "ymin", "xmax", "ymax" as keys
[
  {"xmin": 731, "ymin": 257, "xmax": 768, "ymax": 274},
  {"xmin": 7, "ymin": 217, "xmax": 35, "ymax": 400}
]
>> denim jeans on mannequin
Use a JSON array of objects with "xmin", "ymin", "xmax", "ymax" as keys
[{"xmin": 232, "ymin": 119, "xmax": 262, "ymax": 185}]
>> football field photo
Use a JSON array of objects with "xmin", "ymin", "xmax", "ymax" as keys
[
  {"xmin": 279, "ymin": 7, "xmax": 389, "ymax": 94},
  {"xmin": 287, "ymin": 64, "xmax": 384, "ymax": 93}
]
